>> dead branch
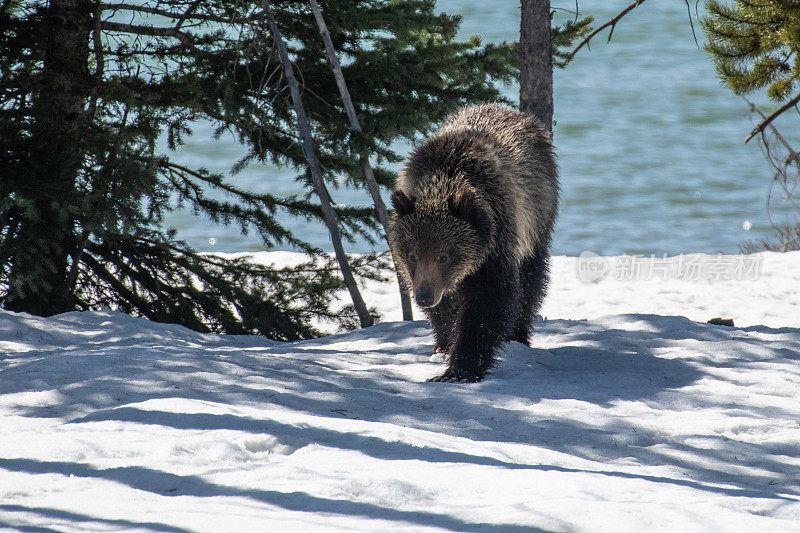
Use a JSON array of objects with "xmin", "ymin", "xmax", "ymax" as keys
[
  {"xmin": 308, "ymin": 0, "xmax": 413, "ymax": 320},
  {"xmin": 745, "ymin": 92, "xmax": 800, "ymax": 143},
  {"xmin": 564, "ymin": 0, "xmax": 647, "ymax": 63},
  {"xmin": 742, "ymin": 96, "xmax": 798, "ymax": 158},
  {"xmin": 262, "ymin": 0, "xmax": 373, "ymax": 328}
]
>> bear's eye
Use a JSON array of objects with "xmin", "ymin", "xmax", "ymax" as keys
[
  {"xmin": 409, "ymin": 253, "xmax": 418, "ymax": 263},
  {"xmin": 437, "ymin": 254, "xmax": 449, "ymax": 264}
]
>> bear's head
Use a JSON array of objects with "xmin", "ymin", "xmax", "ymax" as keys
[{"xmin": 388, "ymin": 188, "xmax": 493, "ymax": 308}]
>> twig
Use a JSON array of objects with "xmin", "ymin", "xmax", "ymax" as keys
[
  {"xmin": 742, "ymin": 95, "xmax": 798, "ymax": 157},
  {"xmin": 742, "ymin": 95, "xmax": 800, "ymax": 235},
  {"xmin": 683, "ymin": 0, "xmax": 699, "ymax": 47},
  {"xmin": 565, "ymin": 0, "xmax": 647, "ymax": 62},
  {"xmin": 174, "ymin": 0, "xmax": 202, "ymax": 30},
  {"xmin": 745, "ymin": 92, "xmax": 800, "ymax": 143}
]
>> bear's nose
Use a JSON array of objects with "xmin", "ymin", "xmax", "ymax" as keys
[{"xmin": 415, "ymin": 287, "xmax": 434, "ymax": 308}]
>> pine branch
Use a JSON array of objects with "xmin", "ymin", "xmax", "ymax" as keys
[
  {"xmin": 173, "ymin": 0, "xmax": 202, "ymax": 30},
  {"xmin": 158, "ymin": 159, "xmax": 314, "ymax": 213},
  {"xmin": 101, "ymin": 3, "xmax": 227, "ymax": 25},
  {"xmin": 99, "ymin": 21, "xmax": 193, "ymax": 43}
]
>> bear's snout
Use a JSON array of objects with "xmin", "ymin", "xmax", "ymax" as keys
[{"xmin": 415, "ymin": 285, "xmax": 435, "ymax": 308}]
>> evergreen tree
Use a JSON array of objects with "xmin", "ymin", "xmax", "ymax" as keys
[
  {"xmin": 0, "ymin": 0, "xmax": 518, "ymax": 337},
  {"xmin": 703, "ymin": 0, "xmax": 800, "ymax": 132}
]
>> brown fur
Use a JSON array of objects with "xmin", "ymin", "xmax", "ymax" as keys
[{"xmin": 389, "ymin": 104, "xmax": 558, "ymax": 382}]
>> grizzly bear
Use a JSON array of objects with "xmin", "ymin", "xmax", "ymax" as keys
[{"xmin": 389, "ymin": 104, "xmax": 558, "ymax": 382}]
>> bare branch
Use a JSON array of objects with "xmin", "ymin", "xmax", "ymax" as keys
[
  {"xmin": 565, "ymin": 0, "xmax": 647, "ymax": 63},
  {"xmin": 102, "ymin": 3, "xmax": 186, "ymax": 19},
  {"xmin": 745, "ymin": 92, "xmax": 800, "ymax": 143},
  {"xmin": 100, "ymin": 3, "xmax": 289, "ymax": 26},
  {"xmin": 742, "ymin": 95, "xmax": 798, "ymax": 158},
  {"xmin": 309, "ymin": 0, "xmax": 413, "ymax": 321},
  {"xmin": 263, "ymin": 0, "xmax": 374, "ymax": 328},
  {"xmin": 741, "ymin": 95, "xmax": 800, "ymax": 246},
  {"xmin": 174, "ymin": 0, "xmax": 202, "ymax": 30},
  {"xmin": 683, "ymin": 0, "xmax": 699, "ymax": 47},
  {"xmin": 100, "ymin": 20, "xmax": 192, "ymax": 43}
]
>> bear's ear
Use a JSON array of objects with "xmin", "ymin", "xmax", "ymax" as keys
[
  {"xmin": 391, "ymin": 190, "xmax": 415, "ymax": 217},
  {"xmin": 448, "ymin": 189, "xmax": 477, "ymax": 222},
  {"xmin": 450, "ymin": 189, "xmax": 493, "ymax": 238}
]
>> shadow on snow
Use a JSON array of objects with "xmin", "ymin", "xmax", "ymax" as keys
[{"xmin": 1, "ymin": 309, "xmax": 799, "ymax": 528}]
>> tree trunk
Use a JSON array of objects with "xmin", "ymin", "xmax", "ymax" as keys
[
  {"xmin": 5, "ymin": 0, "xmax": 92, "ymax": 316},
  {"xmin": 519, "ymin": 0, "xmax": 553, "ymax": 131},
  {"xmin": 308, "ymin": 0, "xmax": 413, "ymax": 322},
  {"xmin": 263, "ymin": 0, "xmax": 374, "ymax": 328}
]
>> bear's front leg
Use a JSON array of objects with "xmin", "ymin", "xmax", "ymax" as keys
[
  {"xmin": 429, "ymin": 263, "xmax": 516, "ymax": 382},
  {"xmin": 426, "ymin": 295, "xmax": 457, "ymax": 355}
]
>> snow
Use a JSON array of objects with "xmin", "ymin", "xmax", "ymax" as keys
[
  {"xmin": 1, "ymin": 251, "xmax": 799, "ymax": 532},
  {"xmin": 230, "ymin": 250, "xmax": 800, "ymax": 331}
]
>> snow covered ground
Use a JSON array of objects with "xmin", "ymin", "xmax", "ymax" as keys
[
  {"xmin": 225, "ymin": 250, "xmax": 800, "ymax": 331},
  {"xmin": 1, "ymin": 252, "xmax": 799, "ymax": 531}
]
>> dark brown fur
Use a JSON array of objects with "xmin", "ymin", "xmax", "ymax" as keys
[{"xmin": 389, "ymin": 104, "xmax": 558, "ymax": 382}]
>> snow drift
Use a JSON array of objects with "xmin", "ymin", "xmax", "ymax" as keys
[{"xmin": 1, "ymin": 252, "xmax": 799, "ymax": 531}]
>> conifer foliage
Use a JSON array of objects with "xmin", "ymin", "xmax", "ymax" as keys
[
  {"xmin": 0, "ymin": 0, "xmax": 517, "ymax": 338},
  {"xmin": 703, "ymin": 1, "xmax": 800, "ymax": 113}
]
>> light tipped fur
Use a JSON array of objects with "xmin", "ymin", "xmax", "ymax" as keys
[{"xmin": 389, "ymin": 104, "xmax": 559, "ymax": 382}]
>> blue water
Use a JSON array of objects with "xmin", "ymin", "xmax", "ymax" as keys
[{"xmin": 162, "ymin": 1, "xmax": 796, "ymax": 256}]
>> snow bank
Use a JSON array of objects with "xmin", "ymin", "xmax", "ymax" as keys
[
  {"xmin": 234, "ymin": 250, "xmax": 800, "ymax": 331},
  {"xmin": 1, "ymin": 252, "xmax": 799, "ymax": 531}
]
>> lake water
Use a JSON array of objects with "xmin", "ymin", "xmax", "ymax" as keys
[{"xmin": 163, "ymin": 1, "xmax": 796, "ymax": 256}]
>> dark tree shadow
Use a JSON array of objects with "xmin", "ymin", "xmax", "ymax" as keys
[
  {"xmin": 0, "ymin": 504, "xmax": 193, "ymax": 533},
  {"xmin": 0, "ymin": 459, "xmax": 544, "ymax": 533},
  {"xmin": 2, "ymin": 309, "xmax": 799, "ymax": 530}
]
